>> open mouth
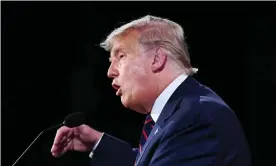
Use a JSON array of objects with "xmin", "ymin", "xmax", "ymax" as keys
[
  {"xmin": 112, "ymin": 83, "xmax": 121, "ymax": 96},
  {"xmin": 116, "ymin": 88, "xmax": 122, "ymax": 96}
]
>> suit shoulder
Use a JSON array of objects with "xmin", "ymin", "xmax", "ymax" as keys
[
  {"xmin": 198, "ymin": 85, "xmax": 238, "ymax": 123},
  {"xmin": 173, "ymin": 83, "xmax": 245, "ymax": 141},
  {"xmin": 175, "ymin": 82, "xmax": 239, "ymax": 128}
]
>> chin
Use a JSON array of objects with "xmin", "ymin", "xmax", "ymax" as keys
[
  {"xmin": 120, "ymin": 96, "xmax": 134, "ymax": 109},
  {"xmin": 121, "ymin": 98, "xmax": 148, "ymax": 114},
  {"xmin": 120, "ymin": 95, "xmax": 130, "ymax": 108}
]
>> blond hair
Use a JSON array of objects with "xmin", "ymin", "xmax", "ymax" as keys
[{"xmin": 100, "ymin": 15, "xmax": 198, "ymax": 75}]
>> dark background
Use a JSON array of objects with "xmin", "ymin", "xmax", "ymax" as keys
[{"xmin": 2, "ymin": 1, "xmax": 276, "ymax": 166}]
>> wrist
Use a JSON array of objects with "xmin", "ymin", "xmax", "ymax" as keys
[
  {"xmin": 78, "ymin": 125, "xmax": 103, "ymax": 151},
  {"xmin": 92, "ymin": 132, "xmax": 104, "ymax": 149},
  {"xmin": 92, "ymin": 131, "xmax": 103, "ymax": 145}
]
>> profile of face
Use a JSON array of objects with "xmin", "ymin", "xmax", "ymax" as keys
[{"xmin": 107, "ymin": 31, "xmax": 158, "ymax": 114}]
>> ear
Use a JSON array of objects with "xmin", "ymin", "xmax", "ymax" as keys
[{"xmin": 151, "ymin": 48, "xmax": 167, "ymax": 73}]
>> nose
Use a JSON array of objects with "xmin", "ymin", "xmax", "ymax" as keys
[{"xmin": 107, "ymin": 61, "xmax": 119, "ymax": 78}]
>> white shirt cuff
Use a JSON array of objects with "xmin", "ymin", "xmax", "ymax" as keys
[{"xmin": 89, "ymin": 132, "xmax": 104, "ymax": 158}]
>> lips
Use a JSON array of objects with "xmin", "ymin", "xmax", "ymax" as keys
[
  {"xmin": 116, "ymin": 88, "xmax": 122, "ymax": 96},
  {"xmin": 112, "ymin": 83, "xmax": 120, "ymax": 90},
  {"xmin": 112, "ymin": 82, "xmax": 122, "ymax": 96}
]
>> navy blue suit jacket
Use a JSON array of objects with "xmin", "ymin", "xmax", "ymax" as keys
[{"xmin": 90, "ymin": 76, "xmax": 251, "ymax": 166}]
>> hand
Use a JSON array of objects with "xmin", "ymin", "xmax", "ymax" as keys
[{"xmin": 51, "ymin": 124, "xmax": 102, "ymax": 157}]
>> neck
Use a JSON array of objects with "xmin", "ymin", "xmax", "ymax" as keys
[{"xmin": 142, "ymin": 70, "xmax": 185, "ymax": 114}]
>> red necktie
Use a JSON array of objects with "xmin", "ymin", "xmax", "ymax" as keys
[
  {"xmin": 135, "ymin": 115, "xmax": 155, "ymax": 165},
  {"xmin": 138, "ymin": 115, "xmax": 155, "ymax": 153}
]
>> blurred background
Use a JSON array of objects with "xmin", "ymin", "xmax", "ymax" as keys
[{"xmin": 2, "ymin": 1, "xmax": 276, "ymax": 166}]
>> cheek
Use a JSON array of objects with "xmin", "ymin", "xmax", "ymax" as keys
[
  {"xmin": 120, "ymin": 59, "xmax": 151, "ymax": 92},
  {"xmin": 130, "ymin": 68, "xmax": 150, "ymax": 94},
  {"xmin": 121, "ymin": 60, "xmax": 146, "ymax": 78}
]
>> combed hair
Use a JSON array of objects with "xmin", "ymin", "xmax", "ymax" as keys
[{"xmin": 100, "ymin": 15, "xmax": 198, "ymax": 75}]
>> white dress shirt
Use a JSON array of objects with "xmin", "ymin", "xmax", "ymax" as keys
[
  {"xmin": 150, "ymin": 74, "xmax": 188, "ymax": 122},
  {"xmin": 89, "ymin": 74, "xmax": 188, "ymax": 158}
]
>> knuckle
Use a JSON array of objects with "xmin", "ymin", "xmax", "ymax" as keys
[{"xmin": 56, "ymin": 126, "xmax": 68, "ymax": 135}]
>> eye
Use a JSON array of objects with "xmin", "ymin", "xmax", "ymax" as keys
[{"xmin": 119, "ymin": 54, "xmax": 125, "ymax": 59}]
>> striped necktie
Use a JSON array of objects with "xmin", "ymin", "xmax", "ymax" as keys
[{"xmin": 138, "ymin": 114, "xmax": 155, "ymax": 154}]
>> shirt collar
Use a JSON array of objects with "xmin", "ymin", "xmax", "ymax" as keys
[{"xmin": 150, "ymin": 74, "xmax": 188, "ymax": 122}]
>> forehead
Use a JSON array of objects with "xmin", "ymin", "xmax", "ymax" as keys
[{"xmin": 110, "ymin": 30, "xmax": 140, "ymax": 56}]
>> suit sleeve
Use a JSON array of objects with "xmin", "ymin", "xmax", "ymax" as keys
[
  {"xmin": 149, "ymin": 122, "xmax": 219, "ymax": 166},
  {"xmin": 89, "ymin": 133, "xmax": 137, "ymax": 166}
]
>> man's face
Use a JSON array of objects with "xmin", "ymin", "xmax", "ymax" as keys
[{"xmin": 107, "ymin": 32, "xmax": 155, "ymax": 113}]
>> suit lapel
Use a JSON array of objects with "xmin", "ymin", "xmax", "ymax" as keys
[
  {"xmin": 135, "ymin": 95, "xmax": 184, "ymax": 164},
  {"xmin": 135, "ymin": 76, "xmax": 200, "ymax": 165},
  {"xmin": 155, "ymin": 76, "xmax": 199, "ymax": 127},
  {"xmin": 136, "ymin": 124, "xmax": 162, "ymax": 164}
]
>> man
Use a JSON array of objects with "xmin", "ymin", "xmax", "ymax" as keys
[{"xmin": 51, "ymin": 15, "xmax": 251, "ymax": 166}]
